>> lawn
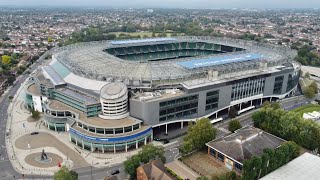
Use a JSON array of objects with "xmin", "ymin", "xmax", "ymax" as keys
[
  {"xmin": 291, "ymin": 104, "xmax": 320, "ymax": 116},
  {"xmin": 181, "ymin": 151, "xmax": 230, "ymax": 178}
]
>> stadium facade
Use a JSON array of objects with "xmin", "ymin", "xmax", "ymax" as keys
[{"xmin": 24, "ymin": 37, "xmax": 300, "ymax": 153}]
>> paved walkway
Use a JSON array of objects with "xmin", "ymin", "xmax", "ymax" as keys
[
  {"xmin": 5, "ymin": 78, "xmax": 144, "ymax": 176},
  {"xmin": 165, "ymin": 160, "xmax": 200, "ymax": 180}
]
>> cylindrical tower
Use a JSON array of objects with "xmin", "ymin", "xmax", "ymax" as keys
[{"xmin": 99, "ymin": 82, "xmax": 129, "ymax": 120}]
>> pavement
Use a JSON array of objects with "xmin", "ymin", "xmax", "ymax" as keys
[{"xmin": 166, "ymin": 160, "xmax": 200, "ymax": 180}]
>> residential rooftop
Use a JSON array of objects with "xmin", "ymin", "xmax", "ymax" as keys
[
  {"xmin": 260, "ymin": 153, "xmax": 320, "ymax": 180},
  {"xmin": 206, "ymin": 126, "xmax": 285, "ymax": 164}
]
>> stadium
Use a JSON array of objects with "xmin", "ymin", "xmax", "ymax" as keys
[{"xmin": 24, "ymin": 36, "xmax": 300, "ymax": 153}]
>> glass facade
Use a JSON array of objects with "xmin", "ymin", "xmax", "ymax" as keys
[
  {"xmin": 286, "ymin": 72, "xmax": 299, "ymax": 92},
  {"xmin": 273, "ymin": 75, "xmax": 284, "ymax": 94},
  {"xmin": 159, "ymin": 95, "xmax": 198, "ymax": 121},
  {"xmin": 231, "ymin": 77, "xmax": 265, "ymax": 101},
  {"xmin": 206, "ymin": 90, "xmax": 219, "ymax": 111}
]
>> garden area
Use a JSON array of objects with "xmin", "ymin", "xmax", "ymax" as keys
[
  {"xmin": 181, "ymin": 151, "xmax": 230, "ymax": 178},
  {"xmin": 291, "ymin": 104, "xmax": 320, "ymax": 116}
]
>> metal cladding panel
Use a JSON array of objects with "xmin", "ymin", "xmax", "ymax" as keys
[
  {"xmin": 176, "ymin": 53, "xmax": 264, "ymax": 69},
  {"xmin": 111, "ymin": 38, "xmax": 177, "ymax": 45},
  {"xmin": 69, "ymin": 127, "xmax": 152, "ymax": 143}
]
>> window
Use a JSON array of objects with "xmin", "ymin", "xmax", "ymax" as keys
[
  {"xmin": 159, "ymin": 95, "xmax": 199, "ymax": 121},
  {"xmin": 273, "ymin": 76, "xmax": 284, "ymax": 94},
  {"xmin": 206, "ymin": 90, "xmax": 219, "ymax": 111},
  {"xmin": 231, "ymin": 77, "xmax": 265, "ymax": 101}
]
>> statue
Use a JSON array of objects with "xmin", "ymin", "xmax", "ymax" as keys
[{"xmin": 41, "ymin": 148, "xmax": 48, "ymax": 160}]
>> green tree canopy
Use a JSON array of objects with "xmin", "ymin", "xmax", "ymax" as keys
[
  {"xmin": 228, "ymin": 119, "xmax": 242, "ymax": 132},
  {"xmin": 124, "ymin": 144, "xmax": 165, "ymax": 178},
  {"xmin": 180, "ymin": 118, "xmax": 216, "ymax": 155},
  {"xmin": 54, "ymin": 166, "xmax": 78, "ymax": 180},
  {"xmin": 228, "ymin": 106, "xmax": 238, "ymax": 119},
  {"xmin": 304, "ymin": 85, "xmax": 316, "ymax": 99},
  {"xmin": 1, "ymin": 55, "xmax": 11, "ymax": 65}
]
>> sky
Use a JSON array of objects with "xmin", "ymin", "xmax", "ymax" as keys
[{"xmin": 0, "ymin": 0, "xmax": 320, "ymax": 9}]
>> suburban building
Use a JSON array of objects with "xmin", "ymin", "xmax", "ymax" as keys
[
  {"xmin": 260, "ymin": 153, "xmax": 320, "ymax": 180},
  {"xmin": 206, "ymin": 126, "xmax": 286, "ymax": 174},
  {"xmin": 136, "ymin": 159, "xmax": 173, "ymax": 180}
]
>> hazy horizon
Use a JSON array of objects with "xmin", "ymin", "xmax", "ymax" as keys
[{"xmin": 0, "ymin": 0, "xmax": 320, "ymax": 9}]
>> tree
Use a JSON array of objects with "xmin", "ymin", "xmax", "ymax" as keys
[
  {"xmin": 181, "ymin": 118, "xmax": 216, "ymax": 154},
  {"xmin": 261, "ymin": 101, "xmax": 271, "ymax": 108},
  {"xmin": 196, "ymin": 176, "xmax": 209, "ymax": 180},
  {"xmin": 226, "ymin": 171, "xmax": 237, "ymax": 180},
  {"xmin": 7, "ymin": 76, "xmax": 16, "ymax": 85},
  {"xmin": 228, "ymin": 119, "xmax": 242, "ymax": 132},
  {"xmin": 304, "ymin": 86, "xmax": 316, "ymax": 99},
  {"xmin": 228, "ymin": 106, "xmax": 237, "ymax": 119},
  {"xmin": 48, "ymin": 37, "xmax": 53, "ymax": 43},
  {"xmin": 8, "ymin": 96, "xmax": 14, "ymax": 101},
  {"xmin": 310, "ymin": 82, "xmax": 318, "ymax": 93},
  {"xmin": 1, "ymin": 55, "xmax": 11, "ymax": 65},
  {"xmin": 270, "ymin": 102, "xmax": 281, "ymax": 110},
  {"xmin": 124, "ymin": 144, "xmax": 165, "ymax": 178},
  {"xmin": 54, "ymin": 166, "xmax": 78, "ymax": 180},
  {"xmin": 31, "ymin": 110, "xmax": 40, "ymax": 119},
  {"xmin": 304, "ymin": 72, "xmax": 310, "ymax": 79}
]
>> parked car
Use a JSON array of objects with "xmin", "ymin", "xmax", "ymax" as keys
[
  {"xmin": 30, "ymin": 132, "xmax": 39, "ymax": 135},
  {"xmin": 111, "ymin": 169, "xmax": 120, "ymax": 175}
]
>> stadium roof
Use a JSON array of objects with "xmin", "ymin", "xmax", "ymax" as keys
[
  {"xmin": 176, "ymin": 53, "xmax": 264, "ymax": 69},
  {"xmin": 110, "ymin": 38, "xmax": 177, "ymax": 45},
  {"xmin": 41, "ymin": 66, "xmax": 65, "ymax": 86}
]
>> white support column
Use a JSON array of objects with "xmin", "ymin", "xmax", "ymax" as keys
[
  {"xmin": 82, "ymin": 140, "xmax": 84, "ymax": 149},
  {"xmin": 239, "ymin": 103, "xmax": 242, "ymax": 111},
  {"xmin": 144, "ymin": 137, "xmax": 147, "ymax": 145},
  {"xmin": 270, "ymin": 97, "xmax": 272, "ymax": 102},
  {"xmin": 228, "ymin": 107, "xmax": 231, "ymax": 111},
  {"xmin": 91, "ymin": 143, "xmax": 94, "ymax": 152},
  {"xmin": 114, "ymin": 144, "xmax": 116, "ymax": 154},
  {"xmin": 136, "ymin": 140, "xmax": 138, "ymax": 149},
  {"xmin": 113, "ymin": 128, "xmax": 115, "ymax": 135},
  {"xmin": 102, "ymin": 145, "xmax": 105, "ymax": 153},
  {"xmin": 69, "ymin": 133, "xmax": 71, "ymax": 142},
  {"xmin": 165, "ymin": 124, "xmax": 168, "ymax": 134},
  {"xmin": 251, "ymin": 100, "xmax": 253, "ymax": 106},
  {"xmin": 54, "ymin": 124, "xmax": 57, "ymax": 131},
  {"xmin": 125, "ymin": 143, "xmax": 128, "ymax": 152},
  {"xmin": 216, "ymin": 113, "xmax": 218, "ymax": 119},
  {"xmin": 181, "ymin": 121, "xmax": 184, "ymax": 129},
  {"xmin": 260, "ymin": 98, "xmax": 263, "ymax": 105},
  {"xmin": 151, "ymin": 133, "xmax": 153, "ymax": 141},
  {"xmin": 47, "ymin": 122, "xmax": 49, "ymax": 129},
  {"xmin": 75, "ymin": 136, "xmax": 78, "ymax": 146}
]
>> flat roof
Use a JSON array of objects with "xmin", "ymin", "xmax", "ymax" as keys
[
  {"xmin": 176, "ymin": 53, "xmax": 263, "ymax": 69},
  {"xmin": 110, "ymin": 38, "xmax": 177, "ymax": 45},
  {"xmin": 206, "ymin": 126, "xmax": 285, "ymax": 164},
  {"xmin": 26, "ymin": 83, "xmax": 41, "ymax": 96},
  {"xmin": 48, "ymin": 100, "xmax": 140, "ymax": 128},
  {"xmin": 260, "ymin": 153, "xmax": 320, "ymax": 180},
  {"xmin": 55, "ymin": 88, "xmax": 99, "ymax": 105},
  {"xmin": 71, "ymin": 124, "xmax": 150, "ymax": 138}
]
